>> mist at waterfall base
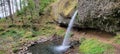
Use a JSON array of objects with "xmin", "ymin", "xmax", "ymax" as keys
[
  {"xmin": 0, "ymin": 0, "xmax": 27, "ymax": 18},
  {"xmin": 53, "ymin": 10, "xmax": 78, "ymax": 53}
]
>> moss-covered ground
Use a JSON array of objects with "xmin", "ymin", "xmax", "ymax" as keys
[
  {"xmin": 79, "ymin": 39, "xmax": 114, "ymax": 54},
  {"xmin": 0, "ymin": 17, "xmax": 65, "ymax": 54},
  {"xmin": 0, "ymin": 0, "xmax": 64, "ymax": 53}
]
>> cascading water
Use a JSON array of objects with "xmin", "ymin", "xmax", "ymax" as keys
[
  {"xmin": 62, "ymin": 10, "xmax": 78, "ymax": 46},
  {"xmin": 54, "ymin": 10, "xmax": 78, "ymax": 53}
]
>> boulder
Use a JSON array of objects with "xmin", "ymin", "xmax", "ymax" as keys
[{"xmin": 77, "ymin": 0, "xmax": 120, "ymax": 33}]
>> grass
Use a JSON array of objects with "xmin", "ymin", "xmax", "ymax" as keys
[
  {"xmin": 0, "ymin": 0, "xmax": 61, "ymax": 53},
  {"xmin": 79, "ymin": 39, "xmax": 114, "ymax": 54},
  {"xmin": 35, "ymin": 22, "xmax": 65, "ymax": 36},
  {"xmin": 0, "ymin": 50, "xmax": 5, "ymax": 54},
  {"xmin": 0, "ymin": 28, "xmax": 26, "ymax": 39},
  {"xmin": 0, "ymin": 16, "xmax": 65, "ymax": 54},
  {"xmin": 0, "ymin": 18, "xmax": 6, "ymax": 22},
  {"xmin": 113, "ymin": 34, "xmax": 120, "ymax": 44},
  {"xmin": 34, "ymin": 14, "xmax": 65, "ymax": 36},
  {"xmin": 0, "ymin": 27, "xmax": 33, "ymax": 52}
]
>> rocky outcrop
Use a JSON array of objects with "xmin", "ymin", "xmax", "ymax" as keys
[
  {"xmin": 53, "ymin": 0, "xmax": 120, "ymax": 33},
  {"xmin": 50, "ymin": 0, "xmax": 120, "ymax": 33},
  {"xmin": 77, "ymin": 0, "xmax": 120, "ymax": 33},
  {"xmin": 50, "ymin": 0, "xmax": 78, "ymax": 23}
]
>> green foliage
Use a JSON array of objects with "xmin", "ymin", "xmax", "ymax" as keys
[
  {"xmin": 36, "ymin": 24, "xmax": 55, "ymax": 36},
  {"xmin": 0, "ymin": 28, "xmax": 26, "ymax": 39},
  {"xmin": 79, "ymin": 39, "xmax": 114, "ymax": 54},
  {"xmin": 16, "ymin": 0, "xmax": 28, "ymax": 16},
  {"xmin": 28, "ymin": 0, "xmax": 35, "ymax": 10},
  {"xmin": 24, "ymin": 31, "xmax": 33, "ymax": 38},
  {"xmin": 17, "ymin": 10, "xmax": 24, "ymax": 16},
  {"xmin": 0, "ymin": 0, "xmax": 58, "ymax": 53},
  {"xmin": 0, "ymin": 18, "xmax": 6, "ymax": 22},
  {"xmin": 40, "ymin": 0, "xmax": 55, "ymax": 13},
  {"xmin": 12, "ymin": 47, "xmax": 19, "ymax": 53},
  {"xmin": 56, "ymin": 29, "xmax": 65, "ymax": 36},
  {"xmin": 35, "ymin": 23, "xmax": 65, "ymax": 36},
  {"xmin": 0, "ymin": 51, "xmax": 5, "ymax": 54},
  {"xmin": 0, "ymin": 27, "xmax": 5, "ymax": 32}
]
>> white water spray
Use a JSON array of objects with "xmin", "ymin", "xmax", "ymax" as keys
[
  {"xmin": 54, "ymin": 10, "xmax": 78, "ymax": 52},
  {"xmin": 62, "ymin": 10, "xmax": 78, "ymax": 46}
]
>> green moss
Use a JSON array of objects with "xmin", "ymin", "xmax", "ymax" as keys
[
  {"xmin": 0, "ymin": 27, "xmax": 5, "ymax": 32},
  {"xmin": 0, "ymin": 50, "xmax": 5, "ymax": 54},
  {"xmin": 40, "ymin": 25, "xmax": 65, "ymax": 36},
  {"xmin": 56, "ymin": 29, "xmax": 65, "ymax": 36},
  {"xmin": 79, "ymin": 39, "xmax": 114, "ymax": 54},
  {"xmin": 0, "ymin": 18, "xmax": 6, "ymax": 22},
  {"xmin": 12, "ymin": 47, "xmax": 19, "ymax": 53},
  {"xmin": 40, "ymin": 0, "xmax": 55, "ymax": 13},
  {"xmin": 0, "ymin": 28, "xmax": 26, "ymax": 39},
  {"xmin": 36, "ymin": 25, "xmax": 54, "ymax": 36}
]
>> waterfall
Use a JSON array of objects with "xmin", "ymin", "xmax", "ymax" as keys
[
  {"xmin": 62, "ymin": 10, "xmax": 78, "ymax": 46},
  {"xmin": 54, "ymin": 10, "xmax": 78, "ymax": 53}
]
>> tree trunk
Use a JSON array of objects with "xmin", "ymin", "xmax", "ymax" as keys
[
  {"xmin": 3, "ymin": 0, "xmax": 8, "ymax": 19},
  {"xmin": 7, "ymin": 0, "xmax": 13, "ymax": 23},
  {"xmin": 20, "ymin": 0, "xmax": 22, "ymax": 9},
  {"xmin": 14, "ymin": 0, "xmax": 19, "ymax": 11},
  {"xmin": 1, "ymin": 0, "xmax": 4, "ymax": 18}
]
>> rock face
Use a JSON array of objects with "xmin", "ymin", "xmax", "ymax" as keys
[
  {"xmin": 51, "ymin": 0, "xmax": 120, "ymax": 33},
  {"xmin": 77, "ymin": 0, "xmax": 120, "ymax": 33},
  {"xmin": 50, "ymin": 0, "xmax": 78, "ymax": 24}
]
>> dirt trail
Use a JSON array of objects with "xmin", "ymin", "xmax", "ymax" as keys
[
  {"xmin": 111, "ymin": 43, "xmax": 120, "ymax": 54},
  {"xmin": 56, "ymin": 26, "xmax": 120, "ymax": 54},
  {"xmin": 71, "ymin": 30, "xmax": 120, "ymax": 54}
]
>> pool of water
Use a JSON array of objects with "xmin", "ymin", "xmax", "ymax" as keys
[{"xmin": 28, "ymin": 37, "xmax": 64, "ymax": 54}]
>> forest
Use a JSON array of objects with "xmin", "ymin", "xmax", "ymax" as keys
[{"xmin": 0, "ymin": 0, "xmax": 120, "ymax": 54}]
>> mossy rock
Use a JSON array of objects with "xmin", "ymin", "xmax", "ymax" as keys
[{"xmin": 50, "ymin": 0, "xmax": 78, "ymax": 20}]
